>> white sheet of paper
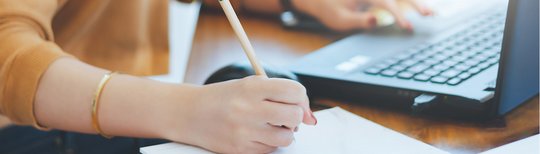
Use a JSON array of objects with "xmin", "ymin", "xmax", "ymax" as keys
[
  {"xmin": 479, "ymin": 134, "xmax": 539, "ymax": 154},
  {"xmin": 141, "ymin": 107, "xmax": 448, "ymax": 154},
  {"xmin": 148, "ymin": 0, "xmax": 201, "ymax": 83}
]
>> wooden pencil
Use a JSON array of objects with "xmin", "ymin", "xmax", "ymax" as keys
[{"xmin": 218, "ymin": 0, "xmax": 267, "ymax": 77}]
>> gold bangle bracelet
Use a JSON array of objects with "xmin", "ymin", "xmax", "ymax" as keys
[{"xmin": 92, "ymin": 71, "xmax": 117, "ymax": 138}]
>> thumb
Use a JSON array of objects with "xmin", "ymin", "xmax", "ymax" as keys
[{"xmin": 299, "ymin": 96, "xmax": 317, "ymax": 125}]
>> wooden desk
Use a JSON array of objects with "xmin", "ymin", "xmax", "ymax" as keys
[{"xmin": 185, "ymin": 9, "xmax": 539, "ymax": 154}]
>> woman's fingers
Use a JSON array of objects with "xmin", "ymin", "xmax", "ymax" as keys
[
  {"xmin": 407, "ymin": 0, "xmax": 433, "ymax": 16},
  {"xmin": 253, "ymin": 125, "xmax": 295, "ymax": 147},
  {"xmin": 252, "ymin": 77, "xmax": 317, "ymax": 125},
  {"xmin": 377, "ymin": 0, "xmax": 412, "ymax": 30},
  {"xmin": 292, "ymin": 0, "xmax": 432, "ymax": 31},
  {"xmin": 254, "ymin": 78, "xmax": 307, "ymax": 104},
  {"xmin": 262, "ymin": 100, "xmax": 304, "ymax": 129},
  {"xmin": 247, "ymin": 141, "xmax": 277, "ymax": 154},
  {"xmin": 325, "ymin": 10, "xmax": 377, "ymax": 31},
  {"xmin": 344, "ymin": 11, "xmax": 378, "ymax": 30}
]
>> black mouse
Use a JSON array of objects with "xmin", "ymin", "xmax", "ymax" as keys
[{"xmin": 204, "ymin": 61, "xmax": 299, "ymax": 84}]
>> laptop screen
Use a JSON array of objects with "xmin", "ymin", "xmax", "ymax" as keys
[{"xmin": 494, "ymin": 0, "xmax": 539, "ymax": 115}]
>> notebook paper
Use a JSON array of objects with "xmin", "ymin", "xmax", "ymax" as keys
[{"xmin": 141, "ymin": 107, "xmax": 448, "ymax": 154}]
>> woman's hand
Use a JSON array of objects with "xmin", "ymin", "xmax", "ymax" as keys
[
  {"xmin": 292, "ymin": 0, "xmax": 433, "ymax": 31},
  {"xmin": 163, "ymin": 76, "xmax": 316, "ymax": 153}
]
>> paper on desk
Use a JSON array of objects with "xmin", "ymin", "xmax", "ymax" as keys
[{"xmin": 140, "ymin": 107, "xmax": 448, "ymax": 154}]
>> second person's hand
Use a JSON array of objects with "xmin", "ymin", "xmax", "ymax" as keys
[{"xmin": 291, "ymin": 0, "xmax": 433, "ymax": 31}]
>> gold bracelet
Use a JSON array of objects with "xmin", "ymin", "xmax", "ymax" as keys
[{"xmin": 92, "ymin": 71, "xmax": 117, "ymax": 138}]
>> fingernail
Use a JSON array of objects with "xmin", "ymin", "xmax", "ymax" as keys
[
  {"xmin": 368, "ymin": 15, "xmax": 377, "ymax": 28},
  {"xmin": 425, "ymin": 9, "xmax": 432, "ymax": 16},
  {"xmin": 424, "ymin": 8, "xmax": 433, "ymax": 16},
  {"xmin": 403, "ymin": 22, "xmax": 413, "ymax": 32},
  {"xmin": 310, "ymin": 111, "xmax": 318, "ymax": 125}
]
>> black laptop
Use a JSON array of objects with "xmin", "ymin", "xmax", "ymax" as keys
[{"xmin": 289, "ymin": 0, "xmax": 539, "ymax": 120}]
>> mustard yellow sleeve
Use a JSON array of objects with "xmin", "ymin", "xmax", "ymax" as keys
[{"xmin": 0, "ymin": 0, "xmax": 71, "ymax": 126}]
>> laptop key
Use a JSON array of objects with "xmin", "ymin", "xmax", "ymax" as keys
[
  {"xmin": 413, "ymin": 74, "xmax": 431, "ymax": 81},
  {"xmin": 433, "ymin": 44, "xmax": 446, "ymax": 51},
  {"xmin": 432, "ymin": 55, "xmax": 448, "ymax": 61},
  {"xmin": 400, "ymin": 60, "xmax": 417, "ymax": 67},
  {"xmin": 468, "ymin": 67, "xmax": 482, "ymax": 74},
  {"xmin": 440, "ymin": 69, "xmax": 461, "ymax": 78},
  {"xmin": 464, "ymin": 60, "xmax": 480, "ymax": 66},
  {"xmin": 425, "ymin": 69, "xmax": 441, "ymax": 76},
  {"xmin": 461, "ymin": 51, "xmax": 478, "ymax": 57},
  {"xmin": 443, "ymin": 60, "xmax": 459, "ymax": 66},
  {"xmin": 447, "ymin": 78, "xmax": 462, "ymax": 85},
  {"xmin": 381, "ymin": 70, "xmax": 398, "ymax": 77},
  {"xmin": 478, "ymin": 52, "xmax": 494, "ymax": 59},
  {"xmin": 454, "ymin": 44, "xmax": 468, "ymax": 51},
  {"xmin": 458, "ymin": 72, "xmax": 472, "ymax": 79},
  {"xmin": 469, "ymin": 57, "xmax": 485, "ymax": 65},
  {"xmin": 477, "ymin": 54, "xmax": 491, "ymax": 62},
  {"xmin": 389, "ymin": 65, "xmax": 407, "ymax": 71},
  {"xmin": 397, "ymin": 71, "xmax": 415, "ymax": 79},
  {"xmin": 413, "ymin": 54, "xmax": 430, "ymax": 61},
  {"xmin": 430, "ymin": 76, "xmax": 449, "ymax": 84},
  {"xmin": 408, "ymin": 64, "xmax": 430, "ymax": 73},
  {"xmin": 433, "ymin": 64, "xmax": 451, "ymax": 71},
  {"xmin": 423, "ymin": 59, "xmax": 440, "ymax": 65},
  {"xmin": 453, "ymin": 64, "xmax": 471, "ymax": 71},
  {"xmin": 441, "ymin": 50, "xmax": 459, "ymax": 57},
  {"xmin": 487, "ymin": 57, "xmax": 499, "ymax": 64},
  {"xmin": 364, "ymin": 68, "xmax": 382, "ymax": 75},
  {"xmin": 471, "ymin": 55, "xmax": 487, "ymax": 62},
  {"xmin": 451, "ymin": 55, "xmax": 469, "ymax": 62},
  {"xmin": 478, "ymin": 62, "xmax": 491, "ymax": 69}
]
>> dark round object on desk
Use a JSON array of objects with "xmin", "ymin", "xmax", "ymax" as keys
[{"xmin": 204, "ymin": 61, "xmax": 299, "ymax": 84}]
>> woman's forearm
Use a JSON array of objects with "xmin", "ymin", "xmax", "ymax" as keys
[
  {"xmin": 32, "ymin": 56, "xmax": 316, "ymax": 153},
  {"xmin": 34, "ymin": 58, "xmax": 197, "ymax": 139}
]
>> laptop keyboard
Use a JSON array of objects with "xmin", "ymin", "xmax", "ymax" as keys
[{"xmin": 363, "ymin": 12, "xmax": 506, "ymax": 86}]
